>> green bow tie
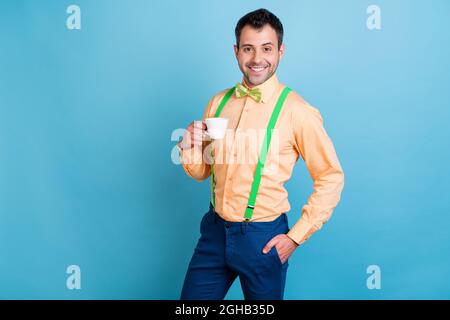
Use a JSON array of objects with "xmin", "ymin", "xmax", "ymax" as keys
[{"xmin": 235, "ymin": 82, "xmax": 262, "ymax": 103}]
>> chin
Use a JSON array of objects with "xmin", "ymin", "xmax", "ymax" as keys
[{"xmin": 247, "ymin": 75, "xmax": 269, "ymax": 86}]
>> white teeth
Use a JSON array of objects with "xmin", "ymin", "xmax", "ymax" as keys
[{"xmin": 250, "ymin": 66, "xmax": 266, "ymax": 72}]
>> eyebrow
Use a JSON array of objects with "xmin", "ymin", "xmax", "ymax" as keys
[{"xmin": 241, "ymin": 42, "xmax": 275, "ymax": 47}]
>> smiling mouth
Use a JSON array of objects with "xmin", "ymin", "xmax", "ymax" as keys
[{"xmin": 248, "ymin": 65, "xmax": 268, "ymax": 73}]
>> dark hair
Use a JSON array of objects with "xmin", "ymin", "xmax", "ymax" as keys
[{"xmin": 235, "ymin": 8, "xmax": 284, "ymax": 48}]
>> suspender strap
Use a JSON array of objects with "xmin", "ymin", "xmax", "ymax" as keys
[
  {"xmin": 210, "ymin": 86, "xmax": 292, "ymax": 222},
  {"xmin": 211, "ymin": 88, "xmax": 235, "ymax": 208},
  {"xmin": 214, "ymin": 88, "xmax": 234, "ymax": 118},
  {"xmin": 244, "ymin": 86, "xmax": 292, "ymax": 221}
]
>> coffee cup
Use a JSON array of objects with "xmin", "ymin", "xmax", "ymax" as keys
[{"xmin": 204, "ymin": 117, "xmax": 228, "ymax": 140}]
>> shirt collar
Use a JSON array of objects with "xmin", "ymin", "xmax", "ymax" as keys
[{"xmin": 241, "ymin": 73, "xmax": 279, "ymax": 104}]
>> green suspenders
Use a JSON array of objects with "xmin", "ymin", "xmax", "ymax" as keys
[
  {"xmin": 210, "ymin": 86, "xmax": 292, "ymax": 221},
  {"xmin": 210, "ymin": 88, "xmax": 234, "ymax": 209}
]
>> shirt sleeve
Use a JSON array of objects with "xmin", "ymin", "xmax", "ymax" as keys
[
  {"xmin": 179, "ymin": 96, "xmax": 215, "ymax": 182},
  {"xmin": 286, "ymin": 104, "xmax": 345, "ymax": 245}
]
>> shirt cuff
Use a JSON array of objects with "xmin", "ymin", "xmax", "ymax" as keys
[{"xmin": 286, "ymin": 217, "xmax": 316, "ymax": 245}]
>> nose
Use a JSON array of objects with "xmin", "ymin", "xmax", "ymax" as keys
[{"xmin": 252, "ymin": 48, "xmax": 263, "ymax": 64}]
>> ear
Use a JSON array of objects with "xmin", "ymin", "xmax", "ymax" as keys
[
  {"xmin": 233, "ymin": 44, "xmax": 239, "ymax": 59},
  {"xmin": 279, "ymin": 43, "xmax": 285, "ymax": 60}
]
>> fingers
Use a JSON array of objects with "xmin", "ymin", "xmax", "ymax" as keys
[
  {"xmin": 263, "ymin": 235, "xmax": 298, "ymax": 266},
  {"xmin": 262, "ymin": 234, "xmax": 296, "ymax": 255},
  {"xmin": 191, "ymin": 128, "xmax": 206, "ymax": 145},
  {"xmin": 262, "ymin": 236, "xmax": 280, "ymax": 254},
  {"xmin": 192, "ymin": 132, "xmax": 204, "ymax": 146},
  {"xmin": 188, "ymin": 120, "xmax": 206, "ymax": 131},
  {"xmin": 194, "ymin": 120, "xmax": 207, "ymax": 130},
  {"xmin": 182, "ymin": 120, "xmax": 208, "ymax": 148}
]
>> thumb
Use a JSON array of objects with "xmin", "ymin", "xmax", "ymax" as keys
[{"xmin": 262, "ymin": 237, "xmax": 279, "ymax": 254}]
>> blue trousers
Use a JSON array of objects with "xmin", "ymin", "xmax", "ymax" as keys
[{"xmin": 180, "ymin": 203, "xmax": 290, "ymax": 300}]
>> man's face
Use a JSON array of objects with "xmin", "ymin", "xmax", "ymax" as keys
[{"xmin": 234, "ymin": 24, "xmax": 284, "ymax": 87}]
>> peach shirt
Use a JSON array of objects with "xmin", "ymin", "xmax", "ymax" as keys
[{"xmin": 179, "ymin": 74, "xmax": 344, "ymax": 245}]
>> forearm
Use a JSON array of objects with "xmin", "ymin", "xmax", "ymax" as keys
[
  {"xmin": 290, "ymin": 104, "xmax": 345, "ymax": 245},
  {"xmin": 179, "ymin": 142, "xmax": 211, "ymax": 181},
  {"xmin": 287, "ymin": 166, "xmax": 344, "ymax": 245}
]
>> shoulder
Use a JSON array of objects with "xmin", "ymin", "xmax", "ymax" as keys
[
  {"xmin": 211, "ymin": 87, "xmax": 234, "ymax": 103},
  {"xmin": 204, "ymin": 87, "xmax": 235, "ymax": 118},
  {"xmin": 284, "ymin": 87, "xmax": 322, "ymax": 123}
]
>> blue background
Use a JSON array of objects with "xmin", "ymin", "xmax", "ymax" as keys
[{"xmin": 1, "ymin": 0, "xmax": 449, "ymax": 299}]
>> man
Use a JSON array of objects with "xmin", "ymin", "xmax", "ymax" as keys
[{"xmin": 177, "ymin": 8, "xmax": 344, "ymax": 300}]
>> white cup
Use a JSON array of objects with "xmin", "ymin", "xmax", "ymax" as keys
[{"xmin": 204, "ymin": 117, "xmax": 228, "ymax": 140}]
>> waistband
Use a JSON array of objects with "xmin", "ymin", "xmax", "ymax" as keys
[{"xmin": 208, "ymin": 202, "xmax": 288, "ymax": 232}]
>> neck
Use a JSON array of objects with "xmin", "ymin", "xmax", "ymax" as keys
[{"xmin": 243, "ymin": 73, "xmax": 277, "ymax": 89}]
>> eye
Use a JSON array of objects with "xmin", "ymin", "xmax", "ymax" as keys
[
  {"xmin": 263, "ymin": 46, "xmax": 272, "ymax": 53},
  {"xmin": 242, "ymin": 47, "xmax": 253, "ymax": 53}
]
